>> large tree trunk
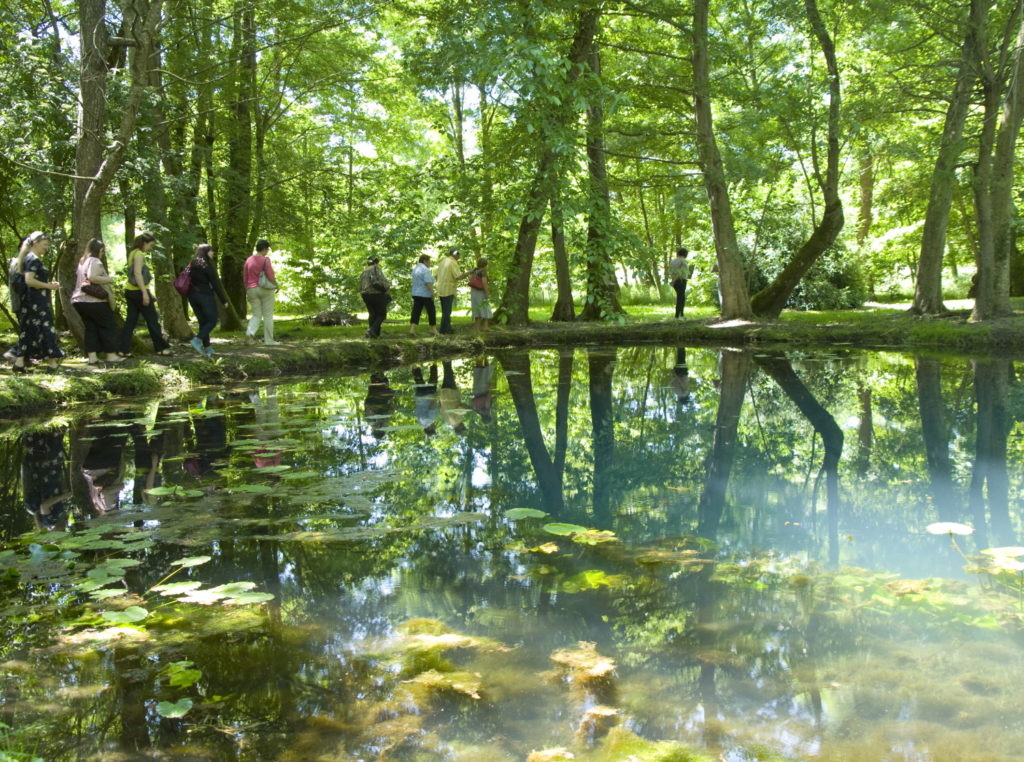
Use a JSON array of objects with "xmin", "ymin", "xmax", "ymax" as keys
[
  {"xmin": 497, "ymin": 7, "xmax": 599, "ymax": 326},
  {"xmin": 973, "ymin": 3, "xmax": 1024, "ymax": 320},
  {"xmin": 588, "ymin": 348, "xmax": 616, "ymax": 526},
  {"xmin": 67, "ymin": 0, "xmax": 163, "ymax": 345},
  {"xmin": 219, "ymin": 2, "xmax": 256, "ymax": 329},
  {"xmin": 912, "ymin": 0, "xmax": 987, "ymax": 315},
  {"xmin": 691, "ymin": 0, "xmax": 752, "ymax": 320},
  {"xmin": 750, "ymin": 0, "xmax": 844, "ymax": 317},
  {"xmin": 579, "ymin": 45, "xmax": 624, "ymax": 321}
]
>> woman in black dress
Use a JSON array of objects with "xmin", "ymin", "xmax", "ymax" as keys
[{"xmin": 9, "ymin": 231, "xmax": 63, "ymax": 372}]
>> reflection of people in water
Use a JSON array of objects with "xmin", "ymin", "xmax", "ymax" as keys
[
  {"xmin": 250, "ymin": 385, "xmax": 283, "ymax": 468},
  {"xmin": 364, "ymin": 372, "xmax": 396, "ymax": 439},
  {"xmin": 22, "ymin": 428, "xmax": 71, "ymax": 531},
  {"xmin": 669, "ymin": 347, "xmax": 691, "ymax": 405},
  {"xmin": 439, "ymin": 361, "xmax": 467, "ymax": 433},
  {"xmin": 131, "ymin": 406, "xmax": 166, "ymax": 505},
  {"xmin": 185, "ymin": 396, "xmax": 228, "ymax": 479},
  {"xmin": 472, "ymin": 355, "xmax": 494, "ymax": 423},
  {"xmin": 413, "ymin": 364, "xmax": 440, "ymax": 437},
  {"xmin": 78, "ymin": 422, "xmax": 129, "ymax": 515}
]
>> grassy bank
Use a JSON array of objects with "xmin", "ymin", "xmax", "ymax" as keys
[{"xmin": 2, "ymin": 302, "xmax": 1024, "ymax": 418}]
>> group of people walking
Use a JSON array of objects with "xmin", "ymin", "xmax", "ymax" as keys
[
  {"xmin": 7, "ymin": 231, "xmax": 281, "ymax": 371},
  {"xmin": 360, "ymin": 248, "xmax": 492, "ymax": 339}
]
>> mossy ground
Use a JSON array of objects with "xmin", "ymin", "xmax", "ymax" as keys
[{"xmin": 4, "ymin": 300, "xmax": 1024, "ymax": 418}]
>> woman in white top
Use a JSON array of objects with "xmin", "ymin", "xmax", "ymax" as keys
[{"xmin": 71, "ymin": 239, "xmax": 124, "ymax": 365}]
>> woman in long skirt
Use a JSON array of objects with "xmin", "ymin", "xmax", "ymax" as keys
[{"xmin": 9, "ymin": 231, "xmax": 64, "ymax": 372}]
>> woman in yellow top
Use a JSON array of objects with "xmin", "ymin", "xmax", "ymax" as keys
[
  {"xmin": 435, "ymin": 248, "xmax": 468, "ymax": 334},
  {"xmin": 120, "ymin": 233, "xmax": 171, "ymax": 356}
]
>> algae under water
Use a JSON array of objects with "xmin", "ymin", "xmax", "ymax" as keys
[{"xmin": 0, "ymin": 345, "xmax": 1023, "ymax": 761}]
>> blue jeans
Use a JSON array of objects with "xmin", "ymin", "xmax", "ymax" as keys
[
  {"xmin": 188, "ymin": 291, "xmax": 219, "ymax": 346},
  {"xmin": 439, "ymin": 295, "xmax": 455, "ymax": 334}
]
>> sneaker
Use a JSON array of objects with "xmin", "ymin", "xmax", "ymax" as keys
[
  {"xmin": 264, "ymin": 340, "xmax": 279, "ymax": 346},
  {"xmin": 205, "ymin": 346, "xmax": 215, "ymax": 356},
  {"xmin": 190, "ymin": 338, "xmax": 205, "ymax": 355}
]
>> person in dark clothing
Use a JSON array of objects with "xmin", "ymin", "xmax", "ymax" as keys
[
  {"xmin": 8, "ymin": 231, "xmax": 63, "ymax": 372},
  {"xmin": 668, "ymin": 246, "xmax": 693, "ymax": 319},
  {"xmin": 22, "ymin": 427, "xmax": 71, "ymax": 531},
  {"xmin": 359, "ymin": 257, "xmax": 391, "ymax": 339},
  {"xmin": 186, "ymin": 243, "xmax": 229, "ymax": 356}
]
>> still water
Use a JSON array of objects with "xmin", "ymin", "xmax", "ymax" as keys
[{"xmin": 1, "ymin": 345, "xmax": 1022, "ymax": 761}]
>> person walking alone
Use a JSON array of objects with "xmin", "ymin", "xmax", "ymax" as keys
[
  {"xmin": 244, "ymin": 239, "xmax": 279, "ymax": 345},
  {"xmin": 435, "ymin": 248, "xmax": 467, "ymax": 335},
  {"xmin": 409, "ymin": 254, "xmax": 438, "ymax": 337},
  {"xmin": 187, "ymin": 244, "xmax": 229, "ymax": 356},
  {"xmin": 120, "ymin": 233, "xmax": 172, "ymax": 356},
  {"xmin": 668, "ymin": 246, "xmax": 693, "ymax": 319},
  {"xmin": 359, "ymin": 257, "xmax": 391, "ymax": 339},
  {"xmin": 71, "ymin": 239, "xmax": 124, "ymax": 365}
]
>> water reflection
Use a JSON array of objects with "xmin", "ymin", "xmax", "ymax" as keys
[{"xmin": 0, "ymin": 345, "xmax": 1023, "ymax": 760}]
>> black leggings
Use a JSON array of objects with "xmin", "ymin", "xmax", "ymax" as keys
[
  {"xmin": 672, "ymin": 279, "xmax": 688, "ymax": 318},
  {"xmin": 410, "ymin": 296, "xmax": 436, "ymax": 326},
  {"xmin": 121, "ymin": 290, "xmax": 169, "ymax": 352},
  {"xmin": 74, "ymin": 301, "xmax": 119, "ymax": 354},
  {"xmin": 362, "ymin": 292, "xmax": 389, "ymax": 337}
]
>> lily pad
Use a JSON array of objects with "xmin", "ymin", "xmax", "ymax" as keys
[
  {"xmin": 100, "ymin": 606, "xmax": 149, "ymax": 624},
  {"xmin": 926, "ymin": 522, "xmax": 974, "ymax": 536},
  {"xmin": 505, "ymin": 508, "xmax": 548, "ymax": 520},
  {"xmin": 170, "ymin": 555, "xmax": 212, "ymax": 568},
  {"xmin": 155, "ymin": 698, "xmax": 193, "ymax": 718},
  {"xmin": 543, "ymin": 523, "xmax": 587, "ymax": 536}
]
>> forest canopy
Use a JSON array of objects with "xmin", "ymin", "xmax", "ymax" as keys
[{"xmin": 1, "ymin": 0, "xmax": 1022, "ymax": 331}]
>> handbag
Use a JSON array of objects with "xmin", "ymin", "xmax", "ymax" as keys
[
  {"xmin": 468, "ymin": 272, "xmax": 485, "ymax": 290},
  {"xmin": 258, "ymin": 259, "xmax": 277, "ymax": 290},
  {"xmin": 81, "ymin": 283, "xmax": 109, "ymax": 300},
  {"xmin": 173, "ymin": 265, "xmax": 192, "ymax": 295}
]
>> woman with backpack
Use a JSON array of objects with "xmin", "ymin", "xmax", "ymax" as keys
[
  {"xmin": 186, "ymin": 243, "xmax": 229, "ymax": 356},
  {"xmin": 120, "ymin": 232, "xmax": 171, "ymax": 356},
  {"xmin": 71, "ymin": 238, "xmax": 124, "ymax": 365},
  {"xmin": 359, "ymin": 256, "xmax": 390, "ymax": 339},
  {"xmin": 8, "ymin": 231, "xmax": 63, "ymax": 373},
  {"xmin": 243, "ymin": 239, "xmax": 279, "ymax": 345}
]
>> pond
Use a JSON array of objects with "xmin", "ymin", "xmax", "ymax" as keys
[{"xmin": 0, "ymin": 345, "xmax": 1022, "ymax": 761}]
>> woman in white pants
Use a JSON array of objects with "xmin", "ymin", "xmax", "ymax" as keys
[{"xmin": 244, "ymin": 239, "xmax": 279, "ymax": 345}]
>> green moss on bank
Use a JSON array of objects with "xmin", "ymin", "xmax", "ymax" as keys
[{"xmin": 5, "ymin": 308, "xmax": 1024, "ymax": 419}]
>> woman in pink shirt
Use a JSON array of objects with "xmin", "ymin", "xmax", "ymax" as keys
[{"xmin": 244, "ymin": 239, "xmax": 279, "ymax": 345}]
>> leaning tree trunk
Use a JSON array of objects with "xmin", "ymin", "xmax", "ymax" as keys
[
  {"xmin": 750, "ymin": 0, "xmax": 844, "ymax": 317},
  {"xmin": 67, "ymin": 0, "xmax": 163, "ymax": 345},
  {"xmin": 691, "ymin": 0, "xmax": 752, "ymax": 320},
  {"xmin": 912, "ymin": 0, "xmax": 987, "ymax": 316}
]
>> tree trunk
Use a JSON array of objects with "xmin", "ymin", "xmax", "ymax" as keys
[
  {"xmin": 697, "ymin": 350, "xmax": 750, "ymax": 536},
  {"xmin": 588, "ymin": 348, "xmax": 616, "ymax": 526},
  {"xmin": 750, "ymin": 0, "xmax": 844, "ymax": 317},
  {"xmin": 756, "ymin": 354, "xmax": 844, "ymax": 564},
  {"xmin": 502, "ymin": 353, "xmax": 565, "ymax": 514},
  {"xmin": 912, "ymin": 0, "xmax": 987, "ymax": 315},
  {"xmin": 496, "ymin": 7, "xmax": 598, "ymax": 326},
  {"xmin": 67, "ymin": 0, "xmax": 163, "ymax": 346},
  {"xmin": 973, "ymin": 2, "xmax": 1024, "ymax": 320},
  {"xmin": 915, "ymin": 358, "xmax": 958, "ymax": 521},
  {"xmin": 856, "ymin": 150, "xmax": 873, "ymax": 247},
  {"xmin": 220, "ymin": 2, "xmax": 256, "ymax": 329},
  {"xmin": 579, "ymin": 44, "xmax": 625, "ymax": 321},
  {"xmin": 549, "ymin": 191, "xmax": 576, "ymax": 321},
  {"xmin": 691, "ymin": 0, "xmax": 752, "ymax": 319}
]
